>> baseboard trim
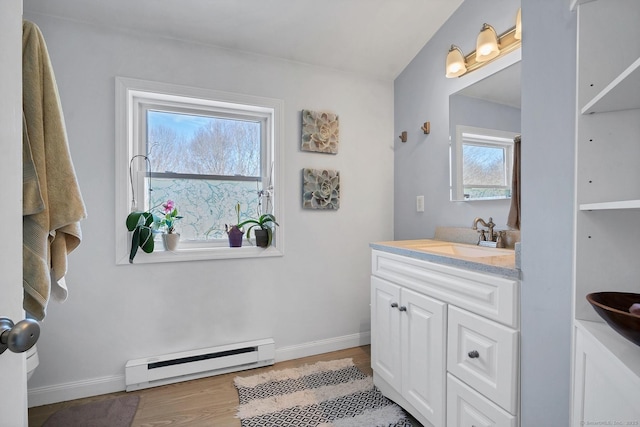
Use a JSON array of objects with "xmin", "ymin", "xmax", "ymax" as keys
[
  {"xmin": 28, "ymin": 374, "xmax": 125, "ymax": 408},
  {"xmin": 275, "ymin": 332, "xmax": 371, "ymax": 363},
  {"xmin": 28, "ymin": 331, "xmax": 371, "ymax": 408}
]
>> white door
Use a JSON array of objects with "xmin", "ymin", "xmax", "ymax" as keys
[
  {"xmin": 0, "ymin": 0, "xmax": 29, "ymax": 426},
  {"xmin": 401, "ymin": 288, "xmax": 446, "ymax": 427}
]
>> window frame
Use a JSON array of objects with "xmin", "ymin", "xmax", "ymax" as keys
[
  {"xmin": 115, "ymin": 77, "xmax": 284, "ymax": 264},
  {"xmin": 452, "ymin": 125, "xmax": 516, "ymax": 201}
]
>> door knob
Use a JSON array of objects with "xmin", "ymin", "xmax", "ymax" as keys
[{"xmin": 0, "ymin": 317, "xmax": 40, "ymax": 355}]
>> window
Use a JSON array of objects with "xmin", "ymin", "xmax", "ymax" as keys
[
  {"xmin": 451, "ymin": 125, "xmax": 517, "ymax": 201},
  {"xmin": 115, "ymin": 78, "xmax": 283, "ymax": 264}
]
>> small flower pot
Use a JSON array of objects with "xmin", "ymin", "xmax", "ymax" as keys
[
  {"xmin": 227, "ymin": 225, "xmax": 244, "ymax": 247},
  {"xmin": 162, "ymin": 233, "xmax": 180, "ymax": 251},
  {"xmin": 254, "ymin": 229, "xmax": 270, "ymax": 247}
]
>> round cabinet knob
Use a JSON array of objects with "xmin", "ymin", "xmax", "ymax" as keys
[
  {"xmin": 468, "ymin": 350, "xmax": 480, "ymax": 359},
  {"xmin": 398, "ymin": 306, "xmax": 407, "ymax": 312},
  {"xmin": 0, "ymin": 317, "xmax": 40, "ymax": 355},
  {"xmin": 390, "ymin": 303, "xmax": 398, "ymax": 308}
]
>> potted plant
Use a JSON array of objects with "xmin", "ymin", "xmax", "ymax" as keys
[
  {"xmin": 225, "ymin": 202, "xmax": 244, "ymax": 247},
  {"xmin": 125, "ymin": 199, "xmax": 183, "ymax": 262},
  {"xmin": 157, "ymin": 200, "xmax": 182, "ymax": 251},
  {"xmin": 237, "ymin": 213, "xmax": 279, "ymax": 247},
  {"xmin": 126, "ymin": 210, "xmax": 156, "ymax": 263}
]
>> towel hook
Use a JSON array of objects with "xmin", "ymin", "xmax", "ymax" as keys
[
  {"xmin": 421, "ymin": 121, "xmax": 430, "ymax": 134},
  {"xmin": 399, "ymin": 131, "xmax": 407, "ymax": 143}
]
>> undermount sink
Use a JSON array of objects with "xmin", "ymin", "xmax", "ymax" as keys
[{"xmin": 416, "ymin": 244, "xmax": 511, "ymax": 258}]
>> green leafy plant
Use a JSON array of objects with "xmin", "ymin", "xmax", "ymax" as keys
[
  {"xmin": 126, "ymin": 211, "xmax": 156, "ymax": 263},
  {"xmin": 125, "ymin": 200, "xmax": 182, "ymax": 262},
  {"xmin": 237, "ymin": 213, "xmax": 279, "ymax": 247}
]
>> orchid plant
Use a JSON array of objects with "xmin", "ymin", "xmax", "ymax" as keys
[
  {"xmin": 156, "ymin": 199, "xmax": 182, "ymax": 234},
  {"xmin": 126, "ymin": 199, "xmax": 182, "ymax": 263}
]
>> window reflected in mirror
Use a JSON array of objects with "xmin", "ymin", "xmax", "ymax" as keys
[
  {"xmin": 449, "ymin": 61, "xmax": 521, "ymax": 202},
  {"xmin": 453, "ymin": 126, "xmax": 516, "ymax": 200}
]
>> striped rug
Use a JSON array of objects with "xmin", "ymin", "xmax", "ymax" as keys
[{"xmin": 234, "ymin": 358, "xmax": 413, "ymax": 427}]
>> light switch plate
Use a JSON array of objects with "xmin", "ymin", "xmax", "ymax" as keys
[{"xmin": 416, "ymin": 195, "xmax": 424, "ymax": 212}]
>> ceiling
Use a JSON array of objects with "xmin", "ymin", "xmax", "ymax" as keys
[{"xmin": 23, "ymin": 0, "xmax": 464, "ymax": 80}]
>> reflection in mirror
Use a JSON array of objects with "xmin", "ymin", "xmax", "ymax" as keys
[
  {"xmin": 449, "ymin": 61, "xmax": 521, "ymax": 201},
  {"xmin": 453, "ymin": 125, "xmax": 518, "ymax": 200}
]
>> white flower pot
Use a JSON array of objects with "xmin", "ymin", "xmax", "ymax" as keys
[{"xmin": 162, "ymin": 233, "xmax": 180, "ymax": 251}]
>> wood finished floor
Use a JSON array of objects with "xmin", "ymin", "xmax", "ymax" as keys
[{"xmin": 29, "ymin": 345, "xmax": 397, "ymax": 427}]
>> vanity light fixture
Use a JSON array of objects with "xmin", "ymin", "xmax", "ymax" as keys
[
  {"xmin": 446, "ymin": 45, "xmax": 467, "ymax": 78},
  {"xmin": 445, "ymin": 8, "xmax": 522, "ymax": 78},
  {"xmin": 476, "ymin": 24, "xmax": 500, "ymax": 62}
]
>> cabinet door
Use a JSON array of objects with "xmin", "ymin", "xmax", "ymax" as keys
[
  {"xmin": 572, "ymin": 326, "xmax": 640, "ymax": 427},
  {"xmin": 371, "ymin": 276, "xmax": 402, "ymax": 391},
  {"xmin": 402, "ymin": 288, "xmax": 447, "ymax": 427}
]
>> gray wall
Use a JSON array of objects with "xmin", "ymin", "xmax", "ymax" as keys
[
  {"xmin": 24, "ymin": 13, "xmax": 394, "ymax": 404},
  {"xmin": 520, "ymin": 0, "xmax": 576, "ymax": 425},
  {"xmin": 394, "ymin": 0, "xmax": 576, "ymax": 425},
  {"xmin": 394, "ymin": 0, "xmax": 521, "ymax": 238},
  {"xmin": 449, "ymin": 95, "xmax": 521, "ymax": 138}
]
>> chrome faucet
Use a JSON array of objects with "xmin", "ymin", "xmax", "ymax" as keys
[{"xmin": 472, "ymin": 217, "xmax": 496, "ymax": 242}]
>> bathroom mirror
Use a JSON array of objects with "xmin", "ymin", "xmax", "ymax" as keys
[{"xmin": 449, "ymin": 61, "xmax": 521, "ymax": 201}]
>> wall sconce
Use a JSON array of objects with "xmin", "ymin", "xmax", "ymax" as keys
[{"xmin": 445, "ymin": 8, "xmax": 521, "ymax": 78}]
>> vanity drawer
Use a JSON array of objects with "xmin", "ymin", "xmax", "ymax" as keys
[
  {"xmin": 447, "ymin": 374, "xmax": 517, "ymax": 427},
  {"xmin": 447, "ymin": 306, "xmax": 518, "ymax": 414},
  {"xmin": 371, "ymin": 250, "xmax": 518, "ymax": 328}
]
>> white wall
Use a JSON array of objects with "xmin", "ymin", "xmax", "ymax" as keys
[
  {"xmin": 24, "ymin": 14, "xmax": 394, "ymax": 404},
  {"xmin": 393, "ymin": 0, "xmax": 521, "ymax": 239}
]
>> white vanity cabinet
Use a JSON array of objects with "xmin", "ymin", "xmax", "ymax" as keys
[
  {"xmin": 571, "ymin": 1, "xmax": 640, "ymax": 425},
  {"xmin": 371, "ymin": 249, "xmax": 520, "ymax": 427},
  {"xmin": 371, "ymin": 275, "xmax": 446, "ymax": 427}
]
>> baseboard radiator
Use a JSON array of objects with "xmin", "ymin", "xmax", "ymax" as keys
[{"xmin": 125, "ymin": 338, "xmax": 275, "ymax": 391}]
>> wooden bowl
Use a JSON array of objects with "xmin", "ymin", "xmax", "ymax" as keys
[{"xmin": 586, "ymin": 292, "xmax": 640, "ymax": 347}]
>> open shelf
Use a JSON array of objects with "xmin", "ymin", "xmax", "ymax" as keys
[
  {"xmin": 579, "ymin": 199, "xmax": 640, "ymax": 211},
  {"xmin": 581, "ymin": 57, "xmax": 640, "ymax": 114}
]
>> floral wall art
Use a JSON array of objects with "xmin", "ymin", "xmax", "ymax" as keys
[
  {"xmin": 301, "ymin": 109, "xmax": 339, "ymax": 154},
  {"xmin": 302, "ymin": 168, "xmax": 340, "ymax": 210}
]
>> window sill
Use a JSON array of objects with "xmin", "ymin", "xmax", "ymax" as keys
[{"xmin": 117, "ymin": 244, "xmax": 283, "ymax": 265}]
